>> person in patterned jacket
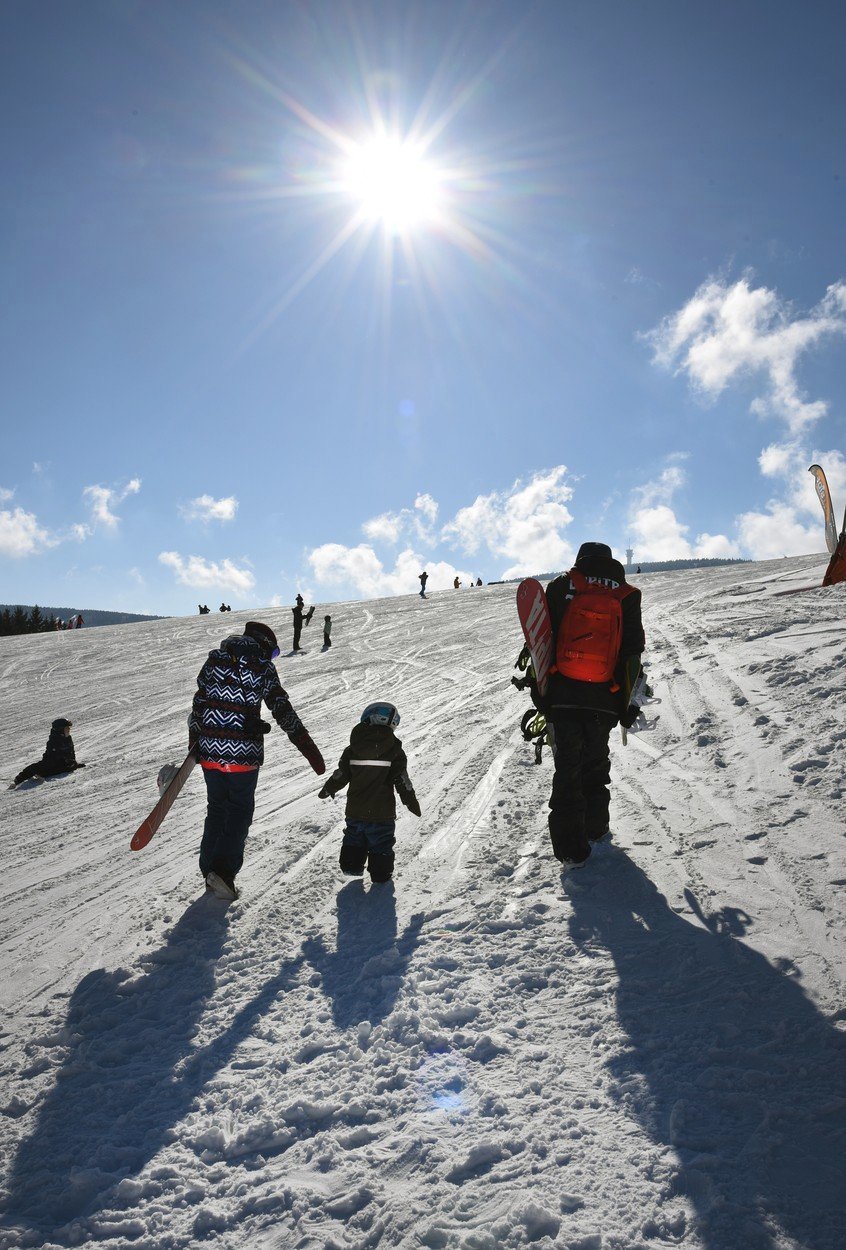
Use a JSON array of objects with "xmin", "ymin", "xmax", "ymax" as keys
[
  {"xmin": 317, "ymin": 702, "xmax": 421, "ymax": 883},
  {"xmin": 188, "ymin": 620, "xmax": 325, "ymax": 899}
]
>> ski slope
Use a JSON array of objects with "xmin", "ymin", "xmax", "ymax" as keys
[{"xmin": 1, "ymin": 556, "xmax": 844, "ymax": 1250}]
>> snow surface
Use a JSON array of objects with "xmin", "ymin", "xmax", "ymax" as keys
[{"xmin": 1, "ymin": 556, "xmax": 844, "ymax": 1250}]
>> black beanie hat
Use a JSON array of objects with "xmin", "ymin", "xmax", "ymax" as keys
[
  {"xmin": 244, "ymin": 621, "xmax": 278, "ymax": 656},
  {"xmin": 575, "ymin": 541, "xmax": 612, "ymax": 566},
  {"xmin": 52, "ymin": 718, "xmax": 73, "ymax": 730}
]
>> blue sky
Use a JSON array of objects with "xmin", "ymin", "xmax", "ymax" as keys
[{"xmin": 2, "ymin": 0, "xmax": 845, "ymax": 614}]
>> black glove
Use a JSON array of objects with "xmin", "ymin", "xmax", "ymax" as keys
[
  {"xmin": 403, "ymin": 793, "xmax": 422, "ymax": 818},
  {"xmin": 620, "ymin": 704, "xmax": 641, "ymax": 729},
  {"xmin": 317, "ymin": 783, "xmax": 331, "ymax": 799}
]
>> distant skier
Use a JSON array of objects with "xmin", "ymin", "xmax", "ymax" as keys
[
  {"xmin": 543, "ymin": 542, "xmax": 644, "ymax": 870},
  {"xmin": 292, "ymin": 598, "xmax": 306, "ymax": 651},
  {"xmin": 453, "ymin": 576, "xmax": 461, "ymax": 589},
  {"xmin": 323, "ymin": 614, "xmax": 332, "ymax": 649},
  {"xmin": 318, "ymin": 702, "xmax": 420, "ymax": 883},
  {"xmin": 188, "ymin": 621, "xmax": 325, "ymax": 898},
  {"xmin": 11, "ymin": 718, "xmax": 85, "ymax": 788},
  {"xmin": 636, "ymin": 566, "xmax": 641, "ymax": 575},
  {"xmin": 419, "ymin": 571, "xmax": 428, "ymax": 598},
  {"xmin": 476, "ymin": 577, "xmax": 483, "ymax": 586}
]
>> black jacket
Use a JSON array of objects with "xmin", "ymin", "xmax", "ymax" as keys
[
  {"xmin": 40, "ymin": 728, "xmax": 78, "ymax": 775},
  {"xmin": 320, "ymin": 724, "xmax": 418, "ymax": 821},
  {"xmin": 545, "ymin": 554, "xmax": 645, "ymax": 720}
]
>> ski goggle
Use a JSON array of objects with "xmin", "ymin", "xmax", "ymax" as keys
[{"xmin": 270, "ymin": 646, "xmax": 280, "ymax": 659}]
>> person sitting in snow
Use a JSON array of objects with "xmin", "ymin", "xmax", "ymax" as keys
[
  {"xmin": 318, "ymin": 702, "xmax": 420, "ymax": 883},
  {"xmin": 11, "ymin": 718, "xmax": 85, "ymax": 788}
]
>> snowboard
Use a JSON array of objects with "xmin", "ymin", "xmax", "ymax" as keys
[
  {"xmin": 305, "ymin": 606, "xmax": 316, "ymax": 625},
  {"xmin": 516, "ymin": 578, "xmax": 554, "ymax": 698},
  {"xmin": 621, "ymin": 668, "xmax": 653, "ymax": 745},
  {"xmin": 131, "ymin": 746, "xmax": 199, "ymax": 851}
]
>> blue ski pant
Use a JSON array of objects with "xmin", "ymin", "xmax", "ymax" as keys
[
  {"xmin": 340, "ymin": 819, "xmax": 396, "ymax": 882},
  {"xmin": 199, "ymin": 767, "xmax": 259, "ymax": 881}
]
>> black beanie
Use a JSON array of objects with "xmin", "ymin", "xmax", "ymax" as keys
[
  {"xmin": 52, "ymin": 718, "xmax": 73, "ymax": 730},
  {"xmin": 575, "ymin": 542, "xmax": 612, "ymax": 566},
  {"xmin": 244, "ymin": 621, "xmax": 278, "ymax": 656}
]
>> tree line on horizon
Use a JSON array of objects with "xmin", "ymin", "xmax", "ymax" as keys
[{"xmin": 0, "ymin": 605, "xmax": 64, "ymax": 636}]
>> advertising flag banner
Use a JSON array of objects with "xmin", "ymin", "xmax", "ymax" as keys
[{"xmin": 808, "ymin": 464, "xmax": 838, "ymax": 555}]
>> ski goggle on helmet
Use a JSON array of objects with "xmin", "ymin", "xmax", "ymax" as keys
[{"xmin": 360, "ymin": 702, "xmax": 400, "ymax": 729}]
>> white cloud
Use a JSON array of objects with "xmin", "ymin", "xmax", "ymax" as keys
[
  {"xmin": 734, "ymin": 442, "xmax": 846, "ymax": 558},
  {"xmin": 83, "ymin": 478, "xmax": 141, "ymax": 529},
  {"xmin": 180, "ymin": 494, "xmax": 239, "ymax": 523},
  {"xmin": 309, "ymin": 543, "xmax": 472, "ymax": 598},
  {"xmin": 647, "ymin": 276, "xmax": 846, "ymax": 432},
  {"xmin": 442, "ymin": 467, "xmax": 576, "ymax": 578},
  {"xmin": 628, "ymin": 459, "xmax": 739, "ymax": 561},
  {"xmin": 0, "ymin": 506, "xmax": 52, "ymax": 558},
  {"xmin": 361, "ymin": 492, "xmax": 439, "ymax": 546},
  {"xmin": 362, "ymin": 513, "xmax": 404, "ymax": 544},
  {"xmin": 310, "ymin": 469, "xmax": 578, "ymax": 595},
  {"xmin": 736, "ymin": 503, "xmax": 822, "ymax": 560},
  {"xmin": 0, "ymin": 487, "xmax": 13, "ymax": 502},
  {"xmin": 158, "ymin": 551, "xmax": 256, "ymax": 594},
  {"xmin": 414, "ymin": 493, "xmax": 438, "ymax": 528}
]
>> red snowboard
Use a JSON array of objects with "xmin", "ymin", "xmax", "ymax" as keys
[
  {"xmin": 516, "ymin": 578, "xmax": 554, "ymax": 698},
  {"xmin": 130, "ymin": 746, "xmax": 199, "ymax": 851}
]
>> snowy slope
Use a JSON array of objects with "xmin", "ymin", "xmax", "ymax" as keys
[{"xmin": 1, "ymin": 556, "xmax": 844, "ymax": 1250}]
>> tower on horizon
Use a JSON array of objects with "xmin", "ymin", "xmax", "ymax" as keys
[{"xmin": 625, "ymin": 546, "xmax": 634, "ymax": 572}]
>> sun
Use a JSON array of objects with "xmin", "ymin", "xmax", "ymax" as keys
[{"xmin": 338, "ymin": 134, "xmax": 444, "ymax": 235}]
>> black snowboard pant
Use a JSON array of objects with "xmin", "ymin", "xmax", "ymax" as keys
[
  {"xmin": 339, "ymin": 819, "xmax": 396, "ymax": 882},
  {"xmin": 548, "ymin": 712, "xmax": 614, "ymax": 864},
  {"xmin": 14, "ymin": 761, "xmax": 73, "ymax": 785},
  {"xmin": 292, "ymin": 623, "xmax": 303, "ymax": 650},
  {"xmin": 199, "ymin": 767, "xmax": 259, "ymax": 882},
  {"xmin": 323, "ymin": 632, "xmax": 331, "ymax": 648}
]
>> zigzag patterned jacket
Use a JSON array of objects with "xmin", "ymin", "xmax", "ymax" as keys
[{"xmin": 190, "ymin": 635, "xmax": 303, "ymax": 770}]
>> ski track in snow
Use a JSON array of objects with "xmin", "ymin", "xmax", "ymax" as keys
[{"xmin": 1, "ymin": 558, "xmax": 844, "ymax": 1250}]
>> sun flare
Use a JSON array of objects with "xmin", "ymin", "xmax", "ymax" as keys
[{"xmin": 339, "ymin": 135, "xmax": 443, "ymax": 235}]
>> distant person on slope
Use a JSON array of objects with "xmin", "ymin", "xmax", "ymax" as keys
[
  {"xmin": 11, "ymin": 718, "xmax": 85, "ymax": 788},
  {"xmin": 291, "ymin": 598, "xmax": 306, "ymax": 652},
  {"xmin": 419, "ymin": 571, "xmax": 428, "ymax": 598},
  {"xmin": 188, "ymin": 621, "xmax": 325, "ymax": 899},
  {"xmin": 318, "ymin": 702, "xmax": 420, "ymax": 883},
  {"xmin": 323, "ymin": 615, "xmax": 332, "ymax": 649},
  {"xmin": 544, "ymin": 542, "xmax": 644, "ymax": 870}
]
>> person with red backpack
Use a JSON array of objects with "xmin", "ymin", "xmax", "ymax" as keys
[{"xmin": 544, "ymin": 542, "xmax": 645, "ymax": 870}]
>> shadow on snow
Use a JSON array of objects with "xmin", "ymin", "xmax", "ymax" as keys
[
  {"xmin": 303, "ymin": 879, "xmax": 425, "ymax": 1030},
  {"xmin": 567, "ymin": 847, "xmax": 846, "ymax": 1250},
  {"xmin": 3, "ymin": 896, "xmax": 304, "ymax": 1241}
]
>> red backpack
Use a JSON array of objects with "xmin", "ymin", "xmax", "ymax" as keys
[{"xmin": 552, "ymin": 569, "xmax": 633, "ymax": 684}]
